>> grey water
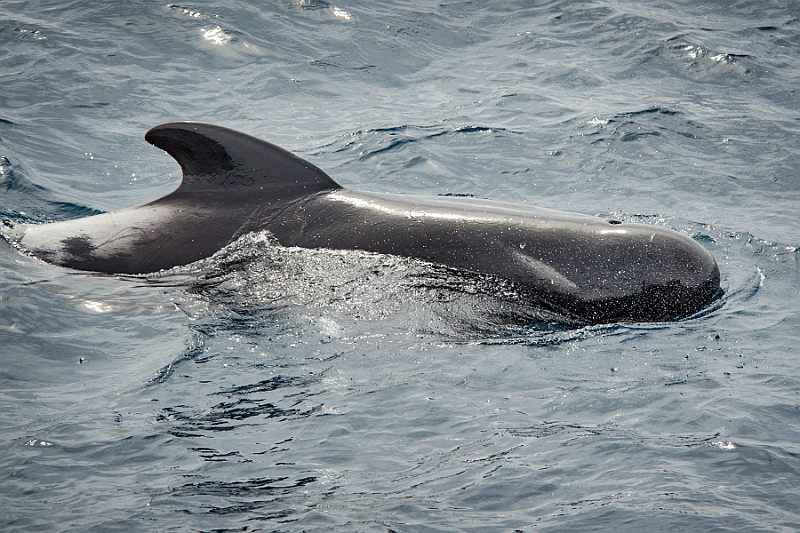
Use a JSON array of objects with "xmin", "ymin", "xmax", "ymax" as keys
[{"xmin": 1, "ymin": 0, "xmax": 799, "ymax": 531}]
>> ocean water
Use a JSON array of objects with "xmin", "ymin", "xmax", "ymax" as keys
[{"xmin": 1, "ymin": 0, "xmax": 800, "ymax": 531}]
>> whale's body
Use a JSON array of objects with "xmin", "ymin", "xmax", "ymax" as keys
[{"xmin": 3, "ymin": 123, "xmax": 720, "ymax": 324}]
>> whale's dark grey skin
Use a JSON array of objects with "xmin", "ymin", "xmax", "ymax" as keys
[{"xmin": 4, "ymin": 122, "xmax": 720, "ymax": 324}]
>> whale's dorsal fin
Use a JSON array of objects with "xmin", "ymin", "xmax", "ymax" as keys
[{"xmin": 145, "ymin": 122, "xmax": 341, "ymax": 197}]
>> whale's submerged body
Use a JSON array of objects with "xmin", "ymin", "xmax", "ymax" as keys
[{"xmin": 3, "ymin": 122, "xmax": 720, "ymax": 325}]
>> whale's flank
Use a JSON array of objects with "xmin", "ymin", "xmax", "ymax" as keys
[{"xmin": 3, "ymin": 122, "xmax": 721, "ymax": 324}]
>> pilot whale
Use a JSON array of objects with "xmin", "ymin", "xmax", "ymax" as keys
[{"xmin": 3, "ymin": 122, "xmax": 720, "ymax": 324}]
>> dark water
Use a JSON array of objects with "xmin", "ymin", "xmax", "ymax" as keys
[{"xmin": 1, "ymin": 1, "xmax": 800, "ymax": 531}]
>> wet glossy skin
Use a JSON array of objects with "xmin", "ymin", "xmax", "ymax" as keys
[{"xmin": 5, "ymin": 123, "xmax": 720, "ymax": 324}]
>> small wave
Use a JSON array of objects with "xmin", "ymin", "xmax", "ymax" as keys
[
  {"xmin": 12, "ymin": 28, "xmax": 46, "ymax": 41},
  {"xmin": 586, "ymin": 106, "xmax": 707, "ymax": 148},
  {"xmin": 615, "ymin": 107, "xmax": 679, "ymax": 119},
  {"xmin": 168, "ymin": 4, "xmax": 203, "ymax": 18},
  {"xmin": 0, "ymin": 156, "xmax": 103, "ymax": 223},
  {"xmin": 317, "ymin": 123, "xmax": 520, "ymax": 163},
  {"xmin": 201, "ymin": 26, "xmax": 231, "ymax": 46},
  {"xmin": 357, "ymin": 136, "xmax": 416, "ymax": 160},
  {"xmin": 215, "ymin": 374, "xmax": 318, "ymax": 396},
  {"xmin": 298, "ymin": 0, "xmax": 330, "ymax": 11},
  {"xmin": 332, "ymin": 7, "xmax": 352, "ymax": 20},
  {"xmin": 163, "ymin": 475, "xmax": 314, "ymax": 521},
  {"xmin": 640, "ymin": 38, "xmax": 756, "ymax": 83},
  {"xmin": 500, "ymin": 422, "xmax": 723, "ymax": 448}
]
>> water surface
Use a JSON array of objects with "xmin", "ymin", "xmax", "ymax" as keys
[{"xmin": 1, "ymin": 1, "xmax": 799, "ymax": 531}]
